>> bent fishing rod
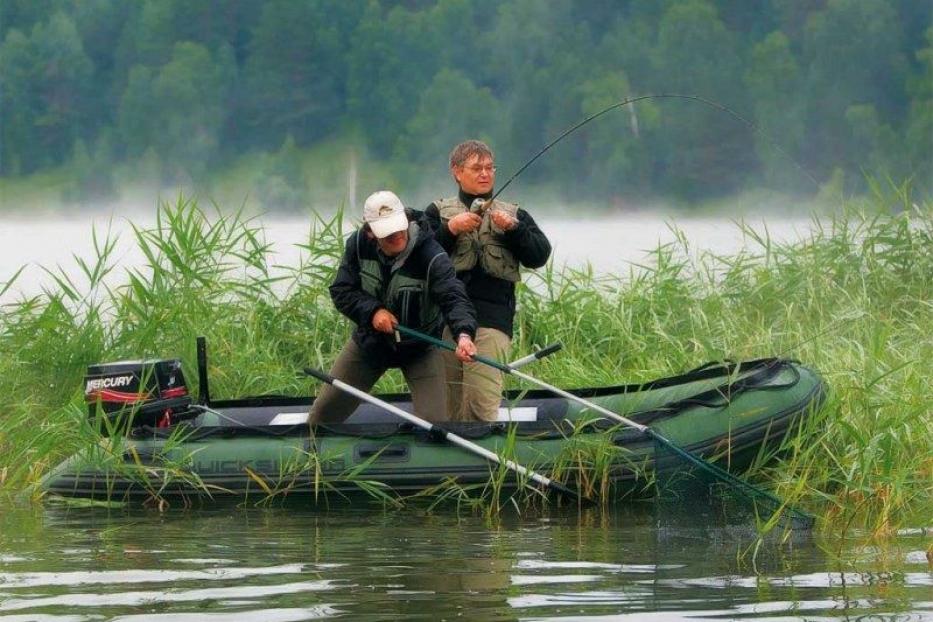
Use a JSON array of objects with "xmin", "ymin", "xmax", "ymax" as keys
[{"xmin": 489, "ymin": 93, "xmax": 819, "ymax": 203}]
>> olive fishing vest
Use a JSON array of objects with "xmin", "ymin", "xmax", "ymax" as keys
[
  {"xmin": 355, "ymin": 231, "xmax": 444, "ymax": 333},
  {"xmin": 435, "ymin": 197, "xmax": 521, "ymax": 282}
]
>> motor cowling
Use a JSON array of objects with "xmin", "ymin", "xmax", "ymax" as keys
[{"xmin": 84, "ymin": 358, "xmax": 194, "ymax": 432}]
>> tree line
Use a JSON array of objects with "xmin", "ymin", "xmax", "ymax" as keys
[{"xmin": 1, "ymin": 0, "xmax": 930, "ymax": 205}]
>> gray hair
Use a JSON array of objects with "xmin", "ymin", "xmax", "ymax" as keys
[{"xmin": 449, "ymin": 140, "xmax": 494, "ymax": 169}]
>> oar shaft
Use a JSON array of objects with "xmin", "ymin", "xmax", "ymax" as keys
[
  {"xmin": 395, "ymin": 326, "xmax": 502, "ymax": 368},
  {"xmin": 508, "ymin": 367, "xmax": 649, "ymax": 433},
  {"xmin": 304, "ymin": 368, "xmax": 560, "ymax": 491},
  {"xmin": 508, "ymin": 342, "xmax": 562, "ymax": 369},
  {"xmin": 395, "ymin": 326, "xmax": 647, "ymax": 432}
]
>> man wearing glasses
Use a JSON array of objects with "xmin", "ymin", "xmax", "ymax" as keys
[{"xmin": 425, "ymin": 140, "xmax": 552, "ymax": 422}]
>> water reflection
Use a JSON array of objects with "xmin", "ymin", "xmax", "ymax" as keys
[{"xmin": 0, "ymin": 504, "xmax": 929, "ymax": 620}]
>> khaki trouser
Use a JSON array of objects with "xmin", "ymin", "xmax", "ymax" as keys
[
  {"xmin": 308, "ymin": 339, "xmax": 447, "ymax": 424},
  {"xmin": 442, "ymin": 326, "xmax": 511, "ymax": 422}
]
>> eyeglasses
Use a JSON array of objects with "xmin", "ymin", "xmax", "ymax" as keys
[{"xmin": 464, "ymin": 164, "xmax": 497, "ymax": 174}]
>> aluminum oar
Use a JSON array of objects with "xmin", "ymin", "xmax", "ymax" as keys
[
  {"xmin": 395, "ymin": 324, "xmax": 815, "ymax": 529},
  {"xmin": 395, "ymin": 333, "xmax": 561, "ymax": 369},
  {"xmin": 303, "ymin": 366, "xmax": 591, "ymax": 505}
]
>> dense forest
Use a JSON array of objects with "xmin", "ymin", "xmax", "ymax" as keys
[{"xmin": 1, "ymin": 0, "xmax": 931, "ymax": 207}]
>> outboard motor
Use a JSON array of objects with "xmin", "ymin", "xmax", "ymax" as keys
[{"xmin": 84, "ymin": 358, "xmax": 195, "ymax": 433}]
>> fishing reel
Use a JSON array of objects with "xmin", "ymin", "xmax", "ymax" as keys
[{"xmin": 469, "ymin": 198, "xmax": 488, "ymax": 214}]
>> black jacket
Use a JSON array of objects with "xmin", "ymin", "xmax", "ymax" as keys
[
  {"xmin": 424, "ymin": 190, "xmax": 551, "ymax": 337},
  {"xmin": 330, "ymin": 210, "xmax": 477, "ymax": 366}
]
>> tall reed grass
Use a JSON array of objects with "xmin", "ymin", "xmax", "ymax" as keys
[{"xmin": 0, "ymin": 187, "xmax": 929, "ymax": 533}]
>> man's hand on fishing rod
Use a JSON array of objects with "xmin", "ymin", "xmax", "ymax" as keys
[
  {"xmin": 455, "ymin": 333, "xmax": 477, "ymax": 362},
  {"xmin": 448, "ymin": 212, "xmax": 482, "ymax": 235},
  {"xmin": 372, "ymin": 308, "xmax": 398, "ymax": 334},
  {"xmin": 490, "ymin": 209, "xmax": 517, "ymax": 231}
]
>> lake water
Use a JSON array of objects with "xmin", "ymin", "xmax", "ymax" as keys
[
  {"xmin": 1, "ymin": 503, "xmax": 930, "ymax": 621},
  {"xmin": 0, "ymin": 213, "xmax": 814, "ymax": 301}
]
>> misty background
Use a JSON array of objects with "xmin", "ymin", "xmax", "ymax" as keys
[{"xmin": 1, "ymin": 0, "xmax": 931, "ymax": 217}]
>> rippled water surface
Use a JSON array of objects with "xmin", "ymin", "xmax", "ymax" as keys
[{"xmin": 0, "ymin": 504, "xmax": 929, "ymax": 621}]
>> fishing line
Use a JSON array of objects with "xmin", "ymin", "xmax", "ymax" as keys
[{"xmin": 490, "ymin": 93, "xmax": 820, "ymax": 202}]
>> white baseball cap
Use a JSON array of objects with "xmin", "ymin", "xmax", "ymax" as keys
[{"xmin": 363, "ymin": 190, "xmax": 409, "ymax": 238}]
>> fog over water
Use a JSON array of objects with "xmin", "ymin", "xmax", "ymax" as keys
[{"xmin": 0, "ymin": 209, "xmax": 814, "ymax": 302}]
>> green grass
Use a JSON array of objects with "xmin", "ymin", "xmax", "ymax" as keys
[{"xmin": 0, "ymin": 183, "xmax": 930, "ymax": 534}]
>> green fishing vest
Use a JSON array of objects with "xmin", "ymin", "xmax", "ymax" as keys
[
  {"xmin": 356, "ymin": 233, "xmax": 443, "ymax": 333},
  {"xmin": 436, "ymin": 197, "xmax": 521, "ymax": 282}
]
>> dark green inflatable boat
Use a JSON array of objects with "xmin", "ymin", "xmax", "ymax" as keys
[{"xmin": 43, "ymin": 356, "xmax": 825, "ymax": 503}]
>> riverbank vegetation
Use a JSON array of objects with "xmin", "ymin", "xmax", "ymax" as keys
[{"xmin": 0, "ymin": 188, "xmax": 930, "ymax": 535}]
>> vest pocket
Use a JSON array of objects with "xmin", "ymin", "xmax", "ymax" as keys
[
  {"xmin": 481, "ymin": 243, "xmax": 521, "ymax": 282},
  {"xmin": 394, "ymin": 285, "xmax": 423, "ymax": 329},
  {"xmin": 453, "ymin": 234, "xmax": 478, "ymax": 271}
]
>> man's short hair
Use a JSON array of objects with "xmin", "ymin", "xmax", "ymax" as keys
[{"xmin": 449, "ymin": 140, "xmax": 494, "ymax": 169}]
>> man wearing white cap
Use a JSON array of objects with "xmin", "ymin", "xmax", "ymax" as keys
[{"xmin": 308, "ymin": 191, "xmax": 478, "ymax": 424}]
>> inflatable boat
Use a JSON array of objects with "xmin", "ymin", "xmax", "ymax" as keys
[{"xmin": 42, "ymin": 340, "xmax": 825, "ymax": 503}]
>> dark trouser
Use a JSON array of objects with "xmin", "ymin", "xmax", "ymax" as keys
[{"xmin": 307, "ymin": 339, "xmax": 447, "ymax": 424}]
